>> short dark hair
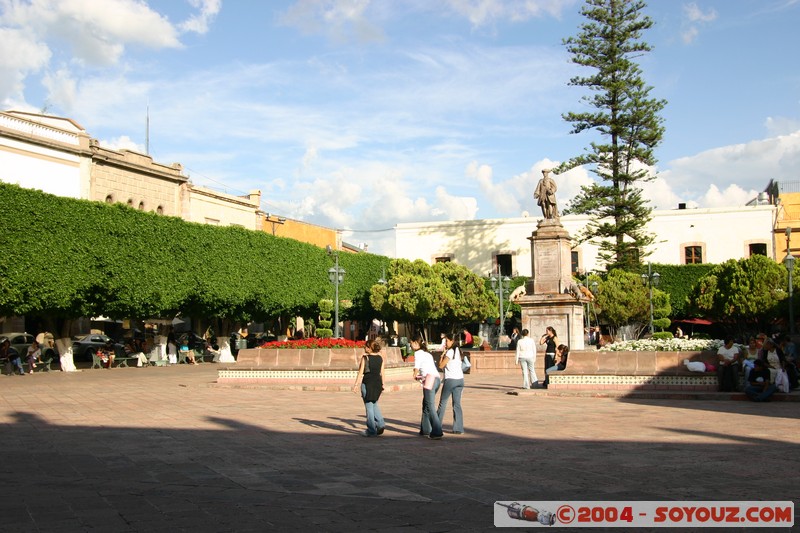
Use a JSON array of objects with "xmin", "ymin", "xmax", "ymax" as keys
[{"xmin": 521, "ymin": 329, "xmax": 529, "ymax": 336}]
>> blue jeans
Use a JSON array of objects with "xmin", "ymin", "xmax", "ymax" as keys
[
  {"xmin": 437, "ymin": 378, "xmax": 464, "ymax": 433},
  {"xmin": 420, "ymin": 377, "xmax": 443, "ymax": 437},
  {"xmin": 519, "ymin": 358, "xmax": 537, "ymax": 388},
  {"xmin": 745, "ymin": 383, "xmax": 778, "ymax": 402},
  {"xmin": 545, "ymin": 365, "xmax": 563, "ymax": 374},
  {"xmin": 361, "ymin": 384, "xmax": 385, "ymax": 435},
  {"xmin": 5, "ymin": 357, "xmax": 24, "ymax": 375}
]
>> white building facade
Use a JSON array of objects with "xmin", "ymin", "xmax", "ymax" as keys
[{"xmin": 395, "ymin": 205, "xmax": 777, "ymax": 276}]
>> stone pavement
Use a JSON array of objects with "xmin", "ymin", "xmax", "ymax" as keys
[{"xmin": 0, "ymin": 365, "xmax": 797, "ymax": 532}]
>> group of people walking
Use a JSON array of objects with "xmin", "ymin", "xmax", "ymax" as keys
[
  {"xmin": 514, "ymin": 326, "xmax": 569, "ymax": 389},
  {"xmin": 351, "ymin": 332, "xmax": 466, "ymax": 439}
]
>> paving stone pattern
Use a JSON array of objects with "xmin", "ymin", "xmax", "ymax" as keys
[{"xmin": 0, "ymin": 365, "xmax": 797, "ymax": 532}]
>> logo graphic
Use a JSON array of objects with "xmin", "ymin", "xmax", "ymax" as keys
[{"xmin": 496, "ymin": 502, "xmax": 556, "ymax": 525}]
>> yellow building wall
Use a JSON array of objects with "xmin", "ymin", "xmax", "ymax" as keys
[
  {"xmin": 776, "ymin": 191, "xmax": 800, "ymax": 257},
  {"xmin": 262, "ymin": 216, "xmax": 341, "ymax": 250}
]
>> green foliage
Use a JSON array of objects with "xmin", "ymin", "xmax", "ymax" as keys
[
  {"xmin": 317, "ymin": 299, "xmax": 333, "ymax": 333},
  {"xmin": 643, "ymin": 263, "xmax": 715, "ymax": 317},
  {"xmin": 687, "ymin": 254, "xmax": 787, "ymax": 337},
  {"xmin": 370, "ymin": 259, "xmax": 496, "ymax": 331},
  {"xmin": 652, "ymin": 317, "xmax": 671, "ymax": 331},
  {"xmin": 0, "ymin": 183, "xmax": 391, "ymax": 329},
  {"xmin": 652, "ymin": 331, "xmax": 673, "ymax": 340},
  {"xmin": 318, "ymin": 299, "xmax": 334, "ymax": 314},
  {"xmin": 432, "ymin": 261, "xmax": 495, "ymax": 329},
  {"xmin": 595, "ymin": 270, "xmax": 648, "ymax": 331},
  {"xmin": 559, "ymin": 0, "xmax": 667, "ymax": 270},
  {"xmin": 337, "ymin": 253, "xmax": 391, "ymax": 322},
  {"xmin": 369, "ymin": 259, "xmax": 453, "ymax": 328},
  {"xmin": 594, "ymin": 268, "xmax": 669, "ymax": 337}
]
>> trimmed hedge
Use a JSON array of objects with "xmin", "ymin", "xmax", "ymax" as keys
[{"xmin": 0, "ymin": 183, "xmax": 390, "ymax": 324}]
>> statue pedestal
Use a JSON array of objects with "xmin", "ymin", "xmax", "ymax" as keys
[{"xmin": 519, "ymin": 218, "xmax": 585, "ymax": 350}]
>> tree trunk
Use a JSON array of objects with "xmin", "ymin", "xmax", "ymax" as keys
[
  {"xmin": 45, "ymin": 317, "xmax": 78, "ymax": 372},
  {"xmin": 215, "ymin": 318, "xmax": 236, "ymax": 363}
]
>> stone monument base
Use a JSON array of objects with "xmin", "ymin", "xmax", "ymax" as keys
[{"xmin": 517, "ymin": 293, "xmax": 586, "ymax": 351}]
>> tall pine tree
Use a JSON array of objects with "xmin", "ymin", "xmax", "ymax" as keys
[{"xmin": 559, "ymin": 0, "xmax": 666, "ymax": 271}]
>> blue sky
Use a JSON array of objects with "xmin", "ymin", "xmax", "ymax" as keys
[{"xmin": 2, "ymin": 0, "xmax": 799, "ymax": 256}]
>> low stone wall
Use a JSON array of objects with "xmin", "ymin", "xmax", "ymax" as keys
[
  {"xmin": 216, "ymin": 347, "xmax": 416, "ymax": 391},
  {"xmin": 549, "ymin": 350, "xmax": 719, "ymax": 391},
  {"xmin": 463, "ymin": 350, "xmax": 539, "ymax": 375}
]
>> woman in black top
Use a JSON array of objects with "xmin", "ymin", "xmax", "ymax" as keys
[
  {"xmin": 539, "ymin": 326, "xmax": 558, "ymax": 388},
  {"xmin": 352, "ymin": 339, "xmax": 386, "ymax": 437}
]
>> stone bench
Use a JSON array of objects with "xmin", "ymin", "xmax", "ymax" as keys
[
  {"xmin": 548, "ymin": 350, "xmax": 719, "ymax": 391},
  {"xmin": 217, "ymin": 347, "xmax": 417, "ymax": 391}
]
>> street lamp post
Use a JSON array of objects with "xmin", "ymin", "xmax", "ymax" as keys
[
  {"xmin": 490, "ymin": 271, "xmax": 511, "ymax": 345},
  {"xmin": 784, "ymin": 227, "xmax": 795, "ymax": 335},
  {"xmin": 641, "ymin": 263, "xmax": 660, "ymax": 335},
  {"xmin": 326, "ymin": 245, "xmax": 346, "ymax": 338},
  {"xmin": 590, "ymin": 279, "xmax": 599, "ymax": 329}
]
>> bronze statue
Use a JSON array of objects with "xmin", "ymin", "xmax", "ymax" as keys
[{"xmin": 534, "ymin": 168, "xmax": 558, "ymax": 219}]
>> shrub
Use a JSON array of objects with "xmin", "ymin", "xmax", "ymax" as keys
[
  {"xmin": 652, "ymin": 331, "xmax": 673, "ymax": 340},
  {"xmin": 600, "ymin": 337, "xmax": 722, "ymax": 352}
]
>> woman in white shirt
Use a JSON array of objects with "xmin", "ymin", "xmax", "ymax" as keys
[
  {"xmin": 411, "ymin": 333, "xmax": 443, "ymax": 440},
  {"xmin": 436, "ymin": 332, "xmax": 465, "ymax": 434}
]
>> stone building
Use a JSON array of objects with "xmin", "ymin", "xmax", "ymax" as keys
[{"xmin": 0, "ymin": 110, "xmax": 262, "ymax": 229}]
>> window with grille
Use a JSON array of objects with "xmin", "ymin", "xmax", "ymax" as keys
[{"xmin": 685, "ymin": 245, "xmax": 703, "ymax": 264}]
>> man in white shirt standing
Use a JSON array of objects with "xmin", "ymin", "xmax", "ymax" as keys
[{"xmin": 515, "ymin": 329, "xmax": 538, "ymax": 389}]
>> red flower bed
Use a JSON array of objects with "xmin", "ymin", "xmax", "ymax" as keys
[{"xmin": 259, "ymin": 337, "xmax": 366, "ymax": 350}]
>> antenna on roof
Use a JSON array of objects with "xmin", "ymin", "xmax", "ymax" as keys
[{"xmin": 145, "ymin": 104, "xmax": 150, "ymax": 155}]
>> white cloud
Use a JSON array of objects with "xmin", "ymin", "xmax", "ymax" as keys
[
  {"xmin": 2, "ymin": 0, "xmax": 181, "ymax": 65},
  {"xmin": 444, "ymin": 0, "xmax": 575, "ymax": 27},
  {"xmin": 683, "ymin": 2, "xmax": 718, "ymax": 23},
  {"xmin": 681, "ymin": 26, "xmax": 698, "ymax": 45},
  {"xmin": 41, "ymin": 68, "xmax": 77, "ymax": 110},
  {"xmin": 0, "ymin": 0, "xmax": 185, "ymax": 105},
  {"xmin": 766, "ymin": 116, "xmax": 800, "ymax": 136},
  {"xmin": 700, "ymin": 183, "xmax": 758, "ymax": 208},
  {"xmin": 100, "ymin": 135, "xmax": 144, "ymax": 152},
  {"xmin": 180, "ymin": 0, "xmax": 222, "ymax": 34},
  {"xmin": 640, "ymin": 174, "xmax": 682, "ymax": 211},
  {"xmin": 0, "ymin": 27, "xmax": 51, "ymax": 102},
  {"xmin": 468, "ymin": 159, "xmax": 593, "ymax": 217},
  {"xmin": 432, "ymin": 185, "xmax": 478, "ymax": 220},
  {"xmin": 661, "ymin": 131, "xmax": 800, "ymax": 201},
  {"xmin": 681, "ymin": 2, "xmax": 717, "ymax": 44},
  {"xmin": 280, "ymin": 0, "xmax": 385, "ymax": 43}
]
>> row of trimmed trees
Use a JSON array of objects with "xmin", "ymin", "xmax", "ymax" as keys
[
  {"xmin": 0, "ymin": 183, "xmax": 498, "ymax": 356},
  {"xmin": 0, "ymin": 183, "xmax": 388, "ymax": 359}
]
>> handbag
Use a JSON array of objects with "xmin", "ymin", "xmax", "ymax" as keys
[
  {"xmin": 422, "ymin": 372, "xmax": 438, "ymax": 390},
  {"xmin": 460, "ymin": 350, "xmax": 471, "ymax": 372},
  {"xmin": 775, "ymin": 369, "xmax": 789, "ymax": 393},
  {"xmin": 361, "ymin": 355, "xmax": 370, "ymax": 375}
]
